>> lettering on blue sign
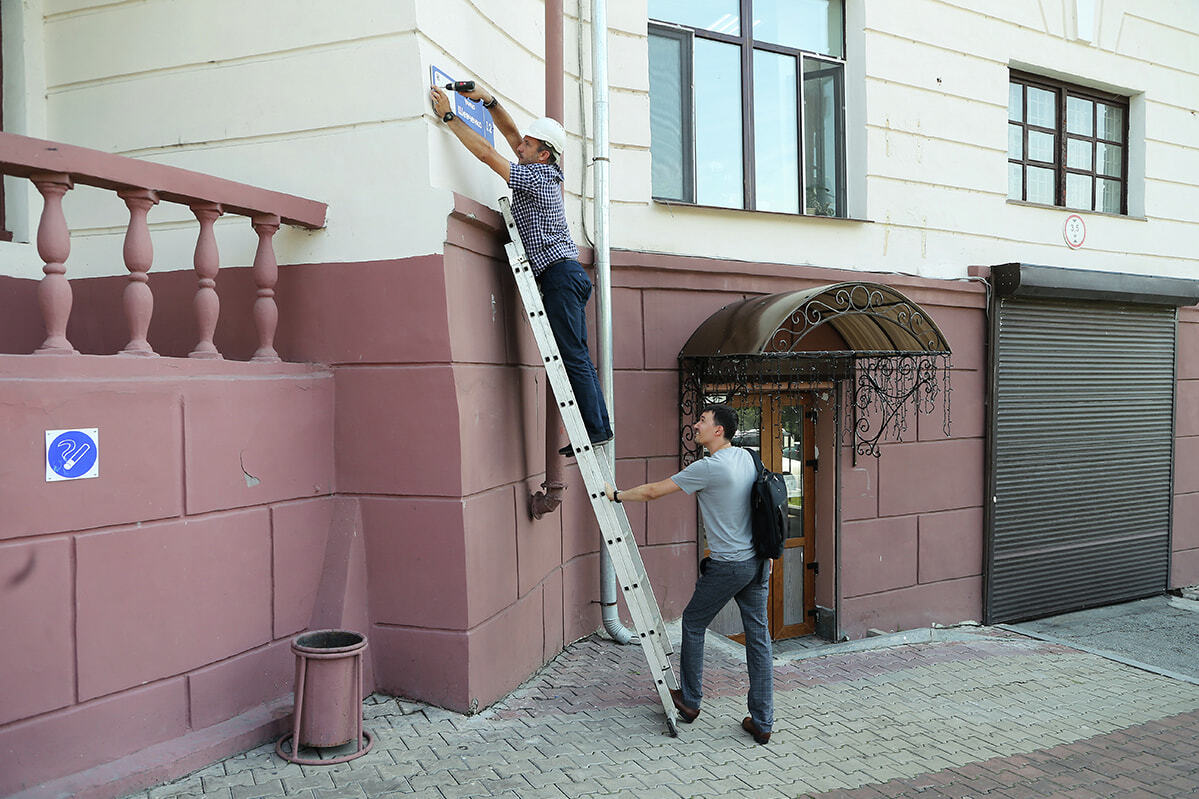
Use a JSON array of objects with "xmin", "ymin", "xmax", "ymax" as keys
[{"xmin": 430, "ymin": 64, "xmax": 495, "ymax": 147}]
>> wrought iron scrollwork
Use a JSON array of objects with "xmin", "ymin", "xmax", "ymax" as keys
[
  {"xmin": 768, "ymin": 284, "xmax": 949, "ymax": 354},
  {"xmin": 679, "ymin": 351, "xmax": 951, "ymax": 464}
]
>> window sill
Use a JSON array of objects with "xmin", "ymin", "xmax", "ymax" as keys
[
  {"xmin": 652, "ymin": 197, "xmax": 872, "ymax": 223},
  {"xmin": 1005, "ymin": 199, "xmax": 1146, "ymax": 221}
]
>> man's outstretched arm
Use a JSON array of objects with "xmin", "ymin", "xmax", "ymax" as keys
[
  {"xmin": 603, "ymin": 478, "xmax": 682, "ymax": 503},
  {"xmin": 431, "ymin": 86, "xmax": 510, "ymax": 183}
]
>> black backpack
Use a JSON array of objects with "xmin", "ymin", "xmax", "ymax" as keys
[{"xmin": 746, "ymin": 448, "xmax": 788, "ymax": 560}]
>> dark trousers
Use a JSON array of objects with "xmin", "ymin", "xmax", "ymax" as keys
[
  {"xmin": 539, "ymin": 259, "xmax": 612, "ymax": 443},
  {"xmin": 680, "ymin": 557, "xmax": 773, "ymax": 732}
]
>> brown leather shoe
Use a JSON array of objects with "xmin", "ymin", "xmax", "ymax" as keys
[
  {"xmin": 669, "ymin": 689, "xmax": 699, "ymax": 723},
  {"xmin": 742, "ymin": 716, "xmax": 770, "ymax": 744}
]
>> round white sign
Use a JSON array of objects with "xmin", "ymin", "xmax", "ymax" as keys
[{"xmin": 1063, "ymin": 214, "xmax": 1086, "ymax": 249}]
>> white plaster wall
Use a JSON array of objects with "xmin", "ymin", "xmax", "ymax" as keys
[
  {"xmin": 605, "ymin": 0, "xmax": 1199, "ymax": 280},
  {"xmin": 1, "ymin": 0, "xmax": 1195, "ymax": 282},
  {"xmin": 1, "ymin": 0, "xmax": 459, "ymax": 279}
]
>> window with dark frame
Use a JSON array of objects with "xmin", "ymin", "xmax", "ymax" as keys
[
  {"xmin": 1007, "ymin": 71, "xmax": 1129, "ymax": 215},
  {"xmin": 648, "ymin": 0, "xmax": 847, "ymax": 217}
]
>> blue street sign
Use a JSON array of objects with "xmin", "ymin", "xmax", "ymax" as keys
[
  {"xmin": 46, "ymin": 428, "xmax": 99, "ymax": 481},
  {"xmin": 430, "ymin": 64, "xmax": 496, "ymax": 147}
]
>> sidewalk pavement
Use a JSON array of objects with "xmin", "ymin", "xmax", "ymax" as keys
[{"xmin": 124, "ymin": 620, "xmax": 1199, "ymax": 799}]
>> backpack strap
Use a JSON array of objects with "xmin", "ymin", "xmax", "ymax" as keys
[{"xmin": 746, "ymin": 447, "xmax": 765, "ymax": 475}]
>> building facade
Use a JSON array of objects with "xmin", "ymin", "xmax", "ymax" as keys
[{"xmin": 1, "ymin": 1, "xmax": 1196, "ymax": 796}]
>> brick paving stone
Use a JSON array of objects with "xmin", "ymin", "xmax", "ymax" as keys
[
  {"xmin": 230, "ymin": 780, "xmax": 286, "ymax": 799},
  {"xmin": 201, "ymin": 771, "xmax": 256, "ymax": 792},
  {"xmin": 121, "ymin": 629, "xmax": 1199, "ymax": 799}
]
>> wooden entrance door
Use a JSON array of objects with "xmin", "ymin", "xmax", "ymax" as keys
[{"xmin": 723, "ymin": 395, "xmax": 818, "ymax": 640}]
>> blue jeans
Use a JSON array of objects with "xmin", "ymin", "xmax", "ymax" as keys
[
  {"xmin": 539, "ymin": 260, "xmax": 612, "ymax": 443},
  {"xmin": 680, "ymin": 557, "xmax": 773, "ymax": 733}
]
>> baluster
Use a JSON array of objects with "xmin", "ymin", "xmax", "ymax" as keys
[
  {"xmin": 117, "ymin": 188, "xmax": 159, "ymax": 356},
  {"xmin": 189, "ymin": 202, "xmax": 224, "ymax": 358},
  {"xmin": 250, "ymin": 213, "xmax": 281, "ymax": 363},
  {"xmin": 31, "ymin": 172, "xmax": 77, "ymax": 354}
]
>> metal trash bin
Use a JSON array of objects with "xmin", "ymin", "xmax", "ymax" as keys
[{"xmin": 275, "ymin": 629, "xmax": 373, "ymax": 764}]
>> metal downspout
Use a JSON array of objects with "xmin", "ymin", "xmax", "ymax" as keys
[
  {"xmin": 592, "ymin": 0, "xmax": 631, "ymax": 645},
  {"xmin": 531, "ymin": 0, "xmax": 568, "ymax": 519}
]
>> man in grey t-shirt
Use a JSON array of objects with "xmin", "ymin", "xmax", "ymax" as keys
[{"xmin": 603, "ymin": 404, "xmax": 773, "ymax": 744}]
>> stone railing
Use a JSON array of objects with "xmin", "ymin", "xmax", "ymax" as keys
[{"xmin": 0, "ymin": 132, "xmax": 327, "ymax": 360}]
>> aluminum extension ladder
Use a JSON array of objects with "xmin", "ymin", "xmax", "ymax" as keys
[{"xmin": 499, "ymin": 197, "xmax": 680, "ymax": 736}]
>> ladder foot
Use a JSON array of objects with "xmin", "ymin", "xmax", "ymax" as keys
[{"xmin": 666, "ymin": 716, "xmax": 679, "ymax": 737}]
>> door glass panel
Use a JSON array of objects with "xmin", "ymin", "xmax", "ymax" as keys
[
  {"xmin": 695, "ymin": 38, "xmax": 744, "ymax": 208},
  {"xmin": 782, "ymin": 544, "xmax": 805, "ymax": 626},
  {"xmin": 754, "ymin": 50, "xmax": 799, "ymax": 213},
  {"xmin": 779, "ymin": 405, "xmax": 805, "ymax": 539},
  {"xmin": 649, "ymin": 0, "xmax": 740, "ymax": 34}
]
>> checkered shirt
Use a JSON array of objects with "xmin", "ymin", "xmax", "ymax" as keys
[{"xmin": 508, "ymin": 161, "xmax": 579, "ymax": 276}]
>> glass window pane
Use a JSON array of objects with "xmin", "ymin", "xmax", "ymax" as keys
[
  {"xmin": 1008, "ymin": 162, "xmax": 1023, "ymax": 200},
  {"xmin": 1098, "ymin": 103, "xmax": 1124, "ymax": 142},
  {"xmin": 649, "ymin": 0, "xmax": 740, "ymax": 34},
  {"xmin": 780, "ymin": 405, "xmax": 805, "ymax": 539},
  {"xmin": 1098, "ymin": 178, "xmax": 1122, "ymax": 212},
  {"xmin": 649, "ymin": 32, "xmax": 687, "ymax": 200},
  {"xmin": 1008, "ymin": 83, "xmax": 1022, "ymax": 122},
  {"xmin": 753, "ymin": 0, "xmax": 844, "ymax": 57},
  {"xmin": 1067, "ymin": 138, "xmax": 1092, "ymax": 170},
  {"xmin": 754, "ymin": 50, "xmax": 799, "ymax": 213},
  {"xmin": 1028, "ymin": 130, "xmax": 1055, "ymax": 162},
  {"xmin": 1096, "ymin": 142, "xmax": 1123, "ymax": 177},
  {"xmin": 1008, "ymin": 124, "xmax": 1023, "ymax": 159},
  {"xmin": 782, "ymin": 544, "xmax": 806, "ymax": 626},
  {"xmin": 803, "ymin": 58, "xmax": 843, "ymax": 216},
  {"xmin": 1027, "ymin": 86, "xmax": 1056, "ymax": 128},
  {"xmin": 1066, "ymin": 173, "xmax": 1091, "ymax": 209},
  {"xmin": 694, "ymin": 38, "xmax": 744, "ymax": 208},
  {"xmin": 1026, "ymin": 165, "xmax": 1054, "ymax": 204},
  {"xmin": 1066, "ymin": 96, "xmax": 1093, "ymax": 135}
]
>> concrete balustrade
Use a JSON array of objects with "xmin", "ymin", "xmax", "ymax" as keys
[{"xmin": 0, "ymin": 132, "xmax": 326, "ymax": 361}]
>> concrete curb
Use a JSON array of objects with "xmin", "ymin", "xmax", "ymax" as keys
[{"xmin": 997, "ymin": 623, "xmax": 1199, "ymax": 687}]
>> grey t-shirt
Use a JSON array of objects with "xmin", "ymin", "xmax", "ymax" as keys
[{"xmin": 671, "ymin": 446, "xmax": 756, "ymax": 561}]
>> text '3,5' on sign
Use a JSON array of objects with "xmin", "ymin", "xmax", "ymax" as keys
[
  {"xmin": 46, "ymin": 428, "xmax": 99, "ymax": 482},
  {"xmin": 430, "ymin": 65, "xmax": 495, "ymax": 147}
]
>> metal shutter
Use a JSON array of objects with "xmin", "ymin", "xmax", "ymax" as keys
[{"xmin": 986, "ymin": 297, "xmax": 1176, "ymax": 623}]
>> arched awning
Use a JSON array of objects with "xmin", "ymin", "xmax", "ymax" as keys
[
  {"xmin": 680, "ymin": 282, "xmax": 950, "ymax": 358},
  {"xmin": 678, "ymin": 282, "xmax": 952, "ymax": 460}
]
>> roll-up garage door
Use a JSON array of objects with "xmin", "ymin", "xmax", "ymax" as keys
[{"xmin": 986, "ymin": 297, "xmax": 1176, "ymax": 623}]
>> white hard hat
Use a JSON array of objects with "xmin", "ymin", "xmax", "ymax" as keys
[{"xmin": 526, "ymin": 117, "xmax": 566, "ymax": 158}]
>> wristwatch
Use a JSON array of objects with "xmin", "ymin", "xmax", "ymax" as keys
[
  {"xmin": 442, "ymin": 111, "xmax": 455, "ymax": 123},
  {"xmin": 483, "ymin": 96, "xmax": 498, "ymax": 109},
  {"xmin": 612, "ymin": 489, "xmax": 622, "ymax": 503}
]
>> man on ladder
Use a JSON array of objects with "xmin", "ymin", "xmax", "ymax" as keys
[{"xmin": 430, "ymin": 81, "xmax": 612, "ymax": 456}]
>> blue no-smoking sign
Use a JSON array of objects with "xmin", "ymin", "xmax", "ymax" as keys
[{"xmin": 46, "ymin": 428, "xmax": 99, "ymax": 482}]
